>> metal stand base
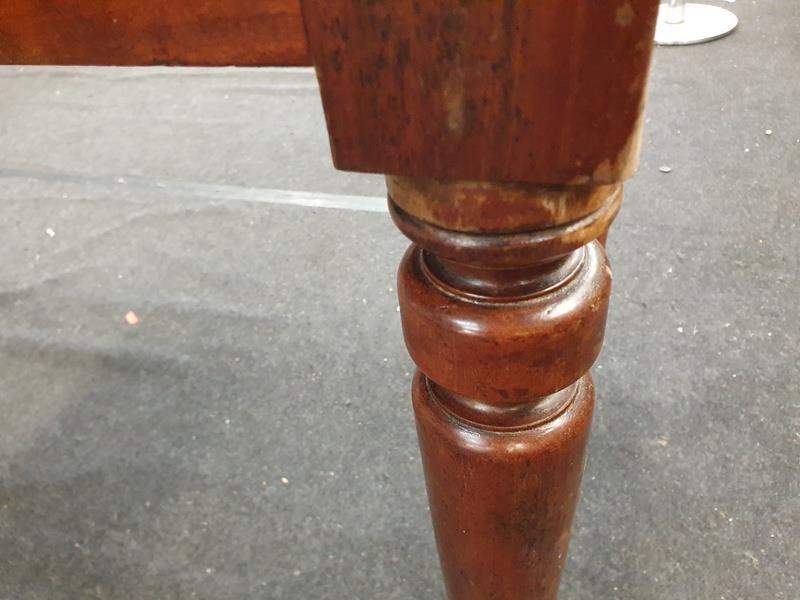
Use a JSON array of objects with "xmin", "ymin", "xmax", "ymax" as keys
[{"xmin": 655, "ymin": 3, "xmax": 738, "ymax": 46}]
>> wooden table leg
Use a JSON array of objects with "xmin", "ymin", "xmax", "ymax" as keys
[
  {"xmin": 390, "ymin": 179, "xmax": 617, "ymax": 599},
  {"xmin": 301, "ymin": 2, "xmax": 659, "ymax": 597}
]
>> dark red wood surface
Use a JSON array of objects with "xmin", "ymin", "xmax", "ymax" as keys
[
  {"xmin": 0, "ymin": 0, "xmax": 310, "ymax": 66},
  {"xmin": 413, "ymin": 372, "xmax": 595, "ymax": 600},
  {"xmin": 302, "ymin": 1, "xmax": 659, "ymax": 185}
]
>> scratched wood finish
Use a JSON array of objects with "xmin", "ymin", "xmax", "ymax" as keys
[
  {"xmin": 301, "ymin": 1, "xmax": 658, "ymax": 185},
  {"xmin": 0, "ymin": 0, "xmax": 310, "ymax": 66}
]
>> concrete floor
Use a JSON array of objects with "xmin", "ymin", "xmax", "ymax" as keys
[{"xmin": 0, "ymin": 3, "xmax": 798, "ymax": 598}]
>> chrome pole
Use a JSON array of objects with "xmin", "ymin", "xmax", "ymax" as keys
[{"xmin": 665, "ymin": 0, "xmax": 686, "ymax": 25}]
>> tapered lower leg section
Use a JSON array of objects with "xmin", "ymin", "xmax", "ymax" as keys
[{"xmin": 414, "ymin": 373, "xmax": 595, "ymax": 600}]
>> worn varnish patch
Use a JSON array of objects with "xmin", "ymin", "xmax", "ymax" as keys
[{"xmin": 387, "ymin": 176, "xmax": 620, "ymax": 234}]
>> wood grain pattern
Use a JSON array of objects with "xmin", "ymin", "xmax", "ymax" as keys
[
  {"xmin": 302, "ymin": 0, "xmax": 659, "ymax": 185},
  {"xmin": 0, "ymin": 0, "xmax": 310, "ymax": 66}
]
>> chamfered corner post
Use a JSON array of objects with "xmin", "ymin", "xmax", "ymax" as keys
[{"xmin": 300, "ymin": 2, "xmax": 659, "ymax": 598}]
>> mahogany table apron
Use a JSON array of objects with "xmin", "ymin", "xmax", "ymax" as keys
[{"xmin": 1, "ymin": 1, "xmax": 660, "ymax": 598}]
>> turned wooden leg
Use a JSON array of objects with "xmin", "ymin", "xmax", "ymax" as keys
[
  {"xmin": 390, "ymin": 179, "xmax": 617, "ymax": 599},
  {"xmin": 300, "ymin": 2, "xmax": 659, "ymax": 597}
]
